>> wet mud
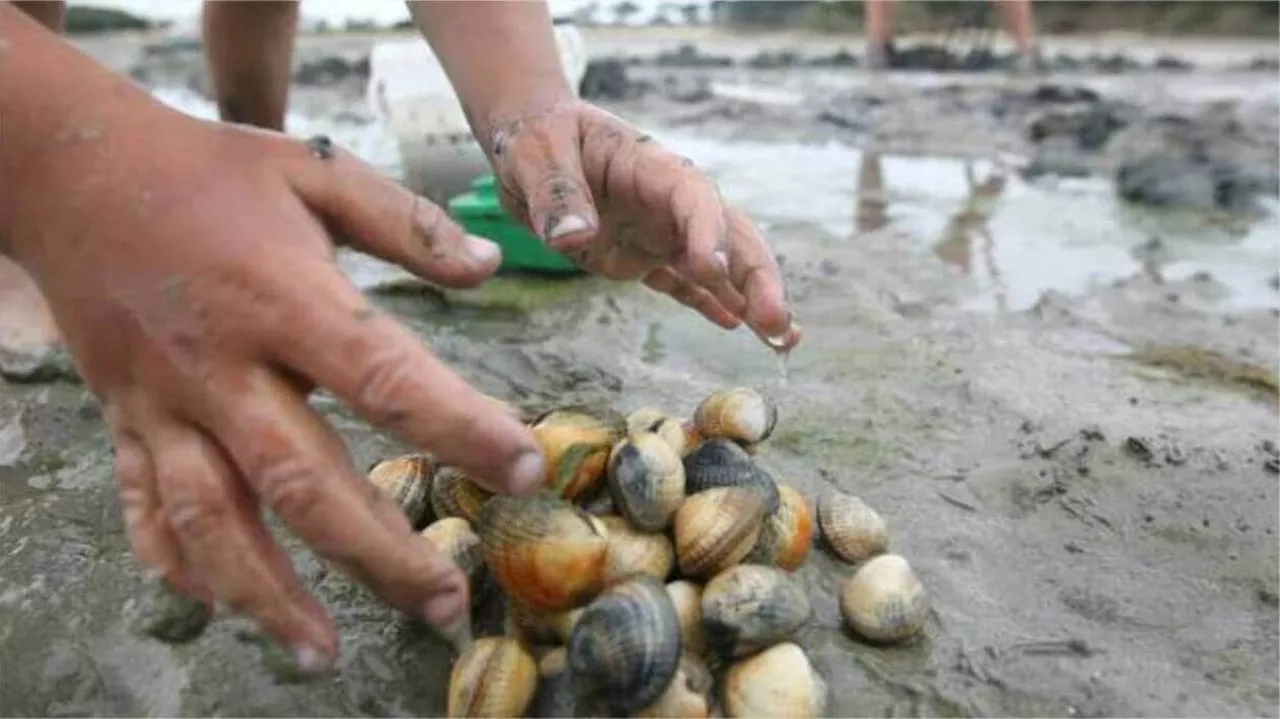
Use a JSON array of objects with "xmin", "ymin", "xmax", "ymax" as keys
[{"xmin": 1, "ymin": 29, "xmax": 1277, "ymax": 718}]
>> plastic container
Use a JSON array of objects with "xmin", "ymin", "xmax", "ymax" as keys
[
  {"xmin": 366, "ymin": 23, "xmax": 589, "ymax": 206},
  {"xmin": 448, "ymin": 174, "xmax": 580, "ymax": 274}
]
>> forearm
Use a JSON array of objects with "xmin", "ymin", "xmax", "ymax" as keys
[{"xmin": 404, "ymin": 1, "xmax": 572, "ymax": 149}]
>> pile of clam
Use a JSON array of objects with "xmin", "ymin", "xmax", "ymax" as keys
[{"xmin": 365, "ymin": 387, "xmax": 930, "ymax": 718}]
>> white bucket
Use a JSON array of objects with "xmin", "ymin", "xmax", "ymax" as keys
[{"xmin": 366, "ymin": 24, "xmax": 589, "ymax": 205}]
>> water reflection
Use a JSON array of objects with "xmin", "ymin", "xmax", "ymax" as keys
[{"xmin": 855, "ymin": 149, "xmax": 1013, "ymax": 311}]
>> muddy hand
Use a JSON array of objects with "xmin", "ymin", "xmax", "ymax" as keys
[
  {"xmin": 6, "ymin": 108, "xmax": 546, "ymax": 673},
  {"xmin": 483, "ymin": 100, "xmax": 802, "ymax": 351}
]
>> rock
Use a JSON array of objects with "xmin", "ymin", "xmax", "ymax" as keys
[
  {"xmin": 1030, "ymin": 84, "xmax": 1100, "ymax": 105},
  {"xmin": 1027, "ymin": 101, "xmax": 1135, "ymax": 152},
  {"xmin": 293, "ymin": 54, "xmax": 370, "ymax": 86},
  {"xmin": 580, "ymin": 58, "xmax": 637, "ymax": 101}
]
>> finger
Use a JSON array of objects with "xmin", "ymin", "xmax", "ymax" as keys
[
  {"xmin": 257, "ymin": 271, "xmax": 544, "ymax": 496},
  {"xmin": 199, "ymin": 368, "xmax": 470, "ymax": 638},
  {"xmin": 499, "ymin": 129, "xmax": 601, "ymax": 252},
  {"xmin": 285, "ymin": 134, "xmax": 502, "ymax": 289},
  {"xmin": 643, "ymin": 267, "xmax": 741, "ymax": 330},
  {"xmin": 723, "ymin": 206, "xmax": 795, "ymax": 343},
  {"xmin": 146, "ymin": 413, "xmax": 336, "ymax": 674}
]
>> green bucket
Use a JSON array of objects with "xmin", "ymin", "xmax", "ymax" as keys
[{"xmin": 447, "ymin": 174, "xmax": 581, "ymax": 275}]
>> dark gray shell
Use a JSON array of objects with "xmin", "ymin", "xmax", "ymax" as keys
[
  {"xmin": 567, "ymin": 575, "xmax": 683, "ymax": 715},
  {"xmin": 682, "ymin": 438, "xmax": 780, "ymax": 515},
  {"xmin": 702, "ymin": 564, "xmax": 813, "ymax": 659},
  {"xmin": 606, "ymin": 432, "xmax": 686, "ymax": 532}
]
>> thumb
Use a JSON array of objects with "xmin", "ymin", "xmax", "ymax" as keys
[
  {"xmin": 286, "ymin": 135, "xmax": 502, "ymax": 289},
  {"xmin": 498, "ymin": 136, "xmax": 600, "ymax": 254}
]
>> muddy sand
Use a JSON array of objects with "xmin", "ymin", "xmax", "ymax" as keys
[{"xmin": 1, "ymin": 29, "xmax": 1277, "ymax": 717}]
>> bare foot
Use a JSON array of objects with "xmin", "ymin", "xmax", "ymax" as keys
[{"xmin": 0, "ymin": 253, "xmax": 68, "ymax": 382}]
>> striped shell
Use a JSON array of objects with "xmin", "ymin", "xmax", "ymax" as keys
[
  {"xmin": 431, "ymin": 467, "xmax": 493, "ymax": 524},
  {"xmin": 600, "ymin": 515, "xmax": 675, "ymax": 586},
  {"xmin": 447, "ymin": 637, "xmax": 538, "ymax": 718},
  {"xmin": 817, "ymin": 491, "xmax": 888, "ymax": 564},
  {"xmin": 634, "ymin": 652, "xmax": 715, "ymax": 718},
  {"xmin": 839, "ymin": 553, "xmax": 929, "ymax": 644},
  {"xmin": 745, "ymin": 484, "xmax": 814, "ymax": 571},
  {"xmin": 673, "ymin": 486, "xmax": 766, "ymax": 578},
  {"xmin": 607, "ymin": 431, "xmax": 687, "ymax": 531},
  {"xmin": 693, "ymin": 387, "xmax": 778, "ymax": 446},
  {"xmin": 702, "ymin": 564, "xmax": 812, "ymax": 659},
  {"xmin": 367, "ymin": 454, "xmax": 434, "ymax": 527},
  {"xmin": 682, "ymin": 439, "xmax": 781, "ymax": 515}
]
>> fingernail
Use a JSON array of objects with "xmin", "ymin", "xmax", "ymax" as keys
[
  {"xmin": 293, "ymin": 644, "xmax": 332, "ymax": 676},
  {"xmin": 464, "ymin": 234, "xmax": 501, "ymax": 265},
  {"xmin": 509, "ymin": 450, "xmax": 546, "ymax": 495},
  {"xmin": 546, "ymin": 214, "xmax": 592, "ymax": 240},
  {"xmin": 258, "ymin": 640, "xmax": 334, "ymax": 684}
]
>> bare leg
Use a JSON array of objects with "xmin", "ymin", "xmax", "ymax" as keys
[
  {"xmin": 201, "ymin": 0, "xmax": 299, "ymax": 130},
  {"xmin": 863, "ymin": 0, "xmax": 895, "ymax": 70},
  {"xmin": 0, "ymin": 2, "xmax": 67, "ymax": 381},
  {"xmin": 992, "ymin": 0, "xmax": 1044, "ymax": 72}
]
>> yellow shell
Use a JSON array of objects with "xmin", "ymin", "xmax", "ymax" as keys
[
  {"xmin": 599, "ymin": 515, "xmax": 675, "ymax": 586},
  {"xmin": 634, "ymin": 652, "xmax": 715, "ymax": 718},
  {"xmin": 606, "ymin": 432, "xmax": 687, "ymax": 531},
  {"xmin": 693, "ymin": 387, "xmax": 778, "ymax": 446},
  {"xmin": 447, "ymin": 637, "xmax": 538, "ymax": 718},
  {"xmin": 430, "ymin": 467, "xmax": 493, "ymax": 524},
  {"xmin": 420, "ymin": 517, "xmax": 484, "ymax": 591},
  {"xmin": 530, "ymin": 646, "xmax": 576, "ymax": 718},
  {"xmin": 366, "ymin": 453, "xmax": 434, "ymax": 527},
  {"xmin": 839, "ymin": 553, "xmax": 929, "ymax": 644},
  {"xmin": 746, "ymin": 484, "xmax": 814, "ymax": 571},
  {"xmin": 702, "ymin": 564, "xmax": 812, "ymax": 658},
  {"xmin": 666, "ymin": 580, "xmax": 707, "ymax": 657},
  {"xmin": 531, "ymin": 408, "xmax": 623, "ymax": 501},
  {"xmin": 722, "ymin": 642, "xmax": 827, "ymax": 718},
  {"xmin": 627, "ymin": 408, "xmax": 699, "ymax": 457},
  {"xmin": 475, "ymin": 494, "xmax": 609, "ymax": 614},
  {"xmin": 817, "ymin": 491, "xmax": 888, "ymax": 564},
  {"xmin": 673, "ymin": 486, "xmax": 766, "ymax": 578}
]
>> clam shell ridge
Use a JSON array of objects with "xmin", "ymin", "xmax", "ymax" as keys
[
  {"xmin": 475, "ymin": 494, "xmax": 608, "ymax": 614},
  {"xmin": 447, "ymin": 636, "xmax": 538, "ymax": 718},
  {"xmin": 723, "ymin": 642, "xmax": 827, "ymax": 719},
  {"xmin": 839, "ymin": 553, "xmax": 929, "ymax": 644},
  {"xmin": 431, "ymin": 467, "xmax": 493, "ymax": 524},
  {"xmin": 693, "ymin": 386, "xmax": 779, "ymax": 446},
  {"xmin": 746, "ymin": 483, "xmax": 814, "ymax": 571},
  {"xmin": 702, "ymin": 564, "xmax": 813, "ymax": 658},
  {"xmin": 817, "ymin": 490, "xmax": 889, "ymax": 564},
  {"xmin": 607, "ymin": 431, "xmax": 687, "ymax": 531},
  {"xmin": 367, "ymin": 454, "xmax": 434, "ymax": 527},
  {"xmin": 567, "ymin": 575, "xmax": 683, "ymax": 716},
  {"xmin": 682, "ymin": 438, "xmax": 781, "ymax": 515},
  {"xmin": 674, "ymin": 486, "xmax": 767, "ymax": 578}
]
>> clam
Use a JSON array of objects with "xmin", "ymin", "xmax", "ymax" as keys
[
  {"xmin": 666, "ymin": 580, "xmax": 707, "ymax": 657},
  {"xmin": 431, "ymin": 467, "xmax": 493, "ymax": 525},
  {"xmin": 702, "ymin": 564, "xmax": 812, "ymax": 659},
  {"xmin": 600, "ymin": 515, "xmax": 675, "ymax": 586},
  {"xmin": 420, "ymin": 517, "xmax": 484, "ymax": 590},
  {"xmin": 673, "ymin": 486, "xmax": 766, "ymax": 578},
  {"xmin": 745, "ymin": 484, "xmax": 814, "ymax": 571},
  {"xmin": 839, "ymin": 553, "xmax": 929, "ymax": 644},
  {"xmin": 567, "ymin": 575, "xmax": 683, "ymax": 716},
  {"xmin": 635, "ymin": 652, "xmax": 715, "ymax": 718},
  {"xmin": 683, "ymin": 438, "xmax": 780, "ymax": 515},
  {"xmin": 447, "ymin": 636, "xmax": 538, "ymax": 718},
  {"xmin": 627, "ymin": 408, "xmax": 700, "ymax": 457},
  {"xmin": 529, "ymin": 646, "xmax": 577, "ymax": 718},
  {"xmin": 475, "ymin": 494, "xmax": 609, "ymax": 613},
  {"xmin": 722, "ymin": 642, "xmax": 827, "ymax": 718},
  {"xmin": 693, "ymin": 387, "xmax": 778, "ymax": 447},
  {"xmin": 531, "ymin": 407, "xmax": 624, "ymax": 501},
  {"xmin": 606, "ymin": 432, "xmax": 687, "ymax": 531},
  {"xmin": 505, "ymin": 599, "xmax": 583, "ymax": 646},
  {"xmin": 366, "ymin": 453, "xmax": 434, "ymax": 527},
  {"xmin": 817, "ymin": 490, "xmax": 888, "ymax": 564}
]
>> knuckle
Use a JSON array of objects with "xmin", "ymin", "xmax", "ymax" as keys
[
  {"xmin": 166, "ymin": 491, "xmax": 231, "ymax": 548},
  {"xmin": 258, "ymin": 456, "xmax": 324, "ymax": 524},
  {"xmin": 353, "ymin": 344, "xmax": 420, "ymax": 422}
]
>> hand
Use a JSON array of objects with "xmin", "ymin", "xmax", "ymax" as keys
[
  {"xmin": 7, "ymin": 103, "xmax": 547, "ymax": 673},
  {"xmin": 480, "ymin": 99, "xmax": 803, "ymax": 351}
]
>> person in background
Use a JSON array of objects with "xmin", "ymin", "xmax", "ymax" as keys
[
  {"xmin": 863, "ymin": 0, "xmax": 1045, "ymax": 73},
  {"xmin": 0, "ymin": 0, "xmax": 800, "ymax": 676}
]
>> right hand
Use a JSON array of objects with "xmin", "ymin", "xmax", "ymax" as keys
[{"xmin": 4, "ymin": 97, "xmax": 546, "ymax": 674}]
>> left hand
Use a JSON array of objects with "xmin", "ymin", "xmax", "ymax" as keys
[{"xmin": 479, "ymin": 99, "xmax": 802, "ymax": 351}]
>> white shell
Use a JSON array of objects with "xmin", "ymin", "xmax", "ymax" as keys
[{"xmin": 839, "ymin": 553, "xmax": 929, "ymax": 644}]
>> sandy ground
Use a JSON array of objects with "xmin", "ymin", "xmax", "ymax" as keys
[{"xmin": 0, "ymin": 27, "xmax": 1277, "ymax": 718}]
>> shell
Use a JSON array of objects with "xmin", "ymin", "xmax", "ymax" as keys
[
  {"xmin": 634, "ymin": 652, "xmax": 715, "ymax": 718},
  {"xmin": 505, "ymin": 599, "xmax": 583, "ymax": 646},
  {"xmin": 722, "ymin": 642, "xmax": 827, "ymax": 718},
  {"xmin": 447, "ymin": 637, "xmax": 538, "ymax": 718},
  {"xmin": 745, "ymin": 484, "xmax": 814, "ymax": 571},
  {"xmin": 420, "ymin": 517, "xmax": 484, "ymax": 590},
  {"xmin": 627, "ymin": 408, "xmax": 700, "ymax": 457},
  {"xmin": 666, "ymin": 580, "xmax": 707, "ymax": 657},
  {"xmin": 606, "ymin": 432, "xmax": 687, "ymax": 531},
  {"xmin": 693, "ymin": 387, "xmax": 778, "ymax": 446},
  {"xmin": 367, "ymin": 454, "xmax": 434, "ymax": 527},
  {"xmin": 532, "ymin": 408, "xmax": 624, "ymax": 501},
  {"xmin": 475, "ymin": 494, "xmax": 609, "ymax": 613},
  {"xmin": 529, "ymin": 646, "xmax": 577, "ymax": 718},
  {"xmin": 682, "ymin": 439, "xmax": 781, "ymax": 515},
  {"xmin": 817, "ymin": 491, "xmax": 888, "ymax": 564},
  {"xmin": 673, "ymin": 486, "xmax": 766, "ymax": 578},
  {"xmin": 839, "ymin": 553, "xmax": 929, "ymax": 644},
  {"xmin": 567, "ymin": 575, "xmax": 683, "ymax": 716},
  {"xmin": 702, "ymin": 564, "xmax": 812, "ymax": 659},
  {"xmin": 431, "ymin": 467, "xmax": 493, "ymax": 524},
  {"xmin": 600, "ymin": 515, "xmax": 675, "ymax": 586}
]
